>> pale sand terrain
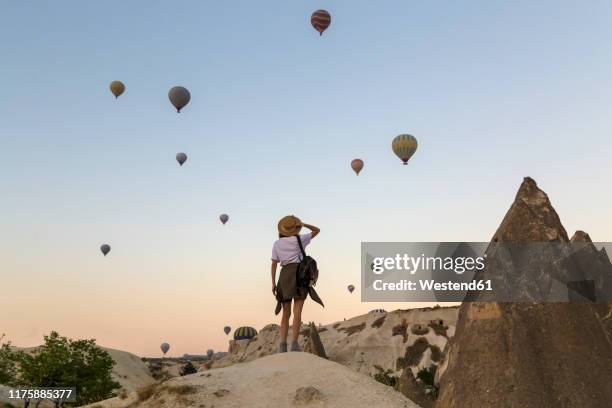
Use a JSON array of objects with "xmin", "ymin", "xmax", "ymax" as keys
[
  {"xmin": 102, "ymin": 347, "xmax": 156, "ymax": 392},
  {"xmin": 85, "ymin": 352, "xmax": 420, "ymax": 408}
]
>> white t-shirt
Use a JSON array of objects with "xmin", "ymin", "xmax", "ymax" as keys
[{"xmin": 271, "ymin": 233, "xmax": 312, "ymax": 266}]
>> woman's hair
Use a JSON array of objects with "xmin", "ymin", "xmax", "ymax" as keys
[{"xmin": 279, "ymin": 233, "xmax": 288, "ymax": 238}]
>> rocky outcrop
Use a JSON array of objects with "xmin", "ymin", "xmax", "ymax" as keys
[
  {"xmin": 212, "ymin": 306, "xmax": 459, "ymax": 379},
  {"xmin": 398, "ymin": 368, "xmax": 434, "ymax": 408},
  {"xmin": 437, "ymin": 178, "xmax": 612, "ymax": 408},
  {"xmin": 303, "ymin": 321, "xmax": 328, "ymax": 358},
  {"xmin": 85, "ymin": 353, "xmax": 421, "ymax": 408}
]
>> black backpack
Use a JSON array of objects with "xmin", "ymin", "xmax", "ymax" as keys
[{"xmin": 296, "ymin": 235, "xmax": 319, "ymax": 288}]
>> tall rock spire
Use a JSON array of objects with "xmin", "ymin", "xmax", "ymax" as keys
[{"xmin": 436, "ymin": 178, "xmax": 612, "ymax": 408}]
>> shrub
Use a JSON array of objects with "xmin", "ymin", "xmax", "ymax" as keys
[
  {"xmin": 15, "ymin": 331, "xmax": 121, "ymax": 406},
  {"xmin": 416, "ymin": 366, "xmax": 439, "ymax": 399},
  {"xmin": 373, "ymin": 369, "xmax": 399, "ymax": 389},
  {"xmin": 180, "ymin": 362, "xmax": 197, "ymax": 376},
  {"xmin": 0, "ymin": 334, "xmax": 18, "ymax": 386}
]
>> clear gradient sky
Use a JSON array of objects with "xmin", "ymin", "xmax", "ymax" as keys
[{"xmin": 1, "ymin": 1, "xmax": 612, "ymax": 356}]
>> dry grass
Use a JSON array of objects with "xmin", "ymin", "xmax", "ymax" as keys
[{"xmin": 137, "ymin": 383, "xmax": 159, "ymax": 402}]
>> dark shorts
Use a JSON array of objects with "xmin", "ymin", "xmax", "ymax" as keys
[{"xmin": 277, "ymin": 263, "xmax": 307, "ymax": 302}]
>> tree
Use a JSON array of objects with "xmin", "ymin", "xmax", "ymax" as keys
[
  {"xmin": 0, "ymin": 334, "xmax": 18, "ymax": 386},
  {"xmin": 16, "ymin": 331, "xmax": 120, "ymax": 407}
]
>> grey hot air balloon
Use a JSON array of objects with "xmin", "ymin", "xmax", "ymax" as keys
[
  {"xmin": 168, "ymin": 86, "xmax": 191, "ymax": 113},
  {"xmin": 220, "ymin": 214, "xmax": 229, "ymax": 225},
  {"xmin": 100, "ymin": 244, "xmax": 111, "ymax": 256},
  {"xmin": 347, "ymin": 284, "xmax": 355, "ymax": 293},
  {"xmin": 176, "ymin": 152, "xmax": 187, "ymax": 166},
  {"xmin": 109, "ymin": 81, "xmax": 125, "ymax": 99},
  {"xmin": 160, "ymin": 342, "xmax": 170, "ymax": 355},
  {"xmin": 224, "ymin": 326, "xmax": 231, "ymax": 335},
  {"xmin": 207, "ymin": 349, "xmax": 214, "ymax": 359}
]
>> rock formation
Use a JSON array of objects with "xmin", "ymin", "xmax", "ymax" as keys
[
  {"xmin": 303, "ymin": 321, "xmax": 328, "ymax": 358},
  {"xmin": 437, "ymin": 177, "xmax": 612, "ymax": 408}
]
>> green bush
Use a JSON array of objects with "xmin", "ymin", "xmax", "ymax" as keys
[
  {"xmin": 180, "ymin": 361, "xmax": 197, "ymax": 376},
  {"xmin": 416, "ymin": 365, "xmax": 439, "ymax": 399},
  {"xmin": 373, "ymin": 369, "xmax": 399, "ymax": 389},
  {"xmin": 16, "ymin": 331, "xmax": 121, "ymax": 406},
  {"xmin": 0, "ymin": 334, "xmax": 18, "ymax": 386}
]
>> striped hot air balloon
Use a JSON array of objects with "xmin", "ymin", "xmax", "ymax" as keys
[
  {"xmin": 392, "ymin": 134, "xmax": 418, "ymax": 165},
  {"xmin": 233, "ymin": 326, "xmax": 258, "ymax": 341},
  {"xmin": 311, "ymin": 10, "xmax": 331, "ymax": 36}
]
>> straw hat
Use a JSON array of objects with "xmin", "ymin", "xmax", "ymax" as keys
[{"xmin": 278, "ymin": 215, "xmax": 302, "ymax": 236}]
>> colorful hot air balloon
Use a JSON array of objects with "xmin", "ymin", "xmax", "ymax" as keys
[
  {"xmin": 392, "ymin": 134, "xmax": 418, "ymax": 165},
  {"xmin": 160, "ymin": 342, "xmax": 170, "ymax": 355},
  {"xmin": 311, "ymin": 10, "xmax": 331, "ymax": 36},
  {"xmin": 233, "ymin": 326, "xmax": 257, "ymax": 341},
  {"xmin": 176, "ymin": 152, "xmax": 187, "ymax": 166},
  {"xmin": 351, "ymin": 159, "xmax": 364, "ymax": 175},
  {"xmin": 347, "ymin": 284, "xmax": 355, "ymax": 293},
  {"xmin": 109, "ymin": 81, "xmax": 125, "ymax": 99},
  {"xmin": 224, "ymin": 326, "xmax": 231, "ymax": 335},
  {"xmin": 100, "ymin": 244, "xmax": 111, "ymax": 256},
  {"xmin": 168, "ymin": 86, "xmax": 191, "ymax": 113},
  {"xmin": 207, "ymin": 349, "xmax": 214, "ymax": 358},
  {"xmin": 220, "ymin": 214, "xmax": 229, "ymax": 225}
]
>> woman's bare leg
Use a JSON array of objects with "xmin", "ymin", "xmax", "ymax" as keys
[
  {"xmin": 280, "ymin": 301, "xmax": 292, "ymax": 344},
  {"xmin": 291, "ymin": 299, "xmax": 305, "ymax": 343}
]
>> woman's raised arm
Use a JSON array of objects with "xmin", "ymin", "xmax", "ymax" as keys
[{"xmin": 301, "ymin": 223, "xmax": 320, "ymax": 238}]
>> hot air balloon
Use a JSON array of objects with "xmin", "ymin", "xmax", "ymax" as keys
[
  {"xmin": 311, "ymin": 10, "xmax": 331, "ymax": 36},
  {"xmin": 351, "ymin": 159, "xmax": 364, "ymax": 175},
  {"xmin": 347, "ymin": 284, "xmax": 355, "ymax": 293},
  {"xmin": 160, "ymin": 342, "xmax": 170, "ymax": 355},
  {"xmin": 168, "ymin": 86, "xmax": 191, "ymax": 113},
  {"xmin": 207, "ymin": 349, "xmax": 214, "ymax": 359},
  {"xmin": 224, "ymin": 326, "xmax": 231, "ymax": 335},
  {"xmin": 220, "ymin": 214, "xmax": 229, "ymax": 225},
  {"xmin": 109, "ymin": 81, "xmax": 125, "ymax": 99},
  {"xmin": 392, "ymin": 134, "xmax": 418, "ymax": 165},
  {"xmin": 233, "ymin": 326, "xmax": 257, "ymax": 341},
  {"xmin": 176, "ymin": 152, "xmax": 187, "ymax": 166},
  {"xmin": 100, "ymin": 244, "xmax": 111, "ymax": 256}
]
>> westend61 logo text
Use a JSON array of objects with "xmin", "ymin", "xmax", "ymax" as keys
[{"xmin": 371, "ymin": 254, "xmax": 486, "ymax": 275}]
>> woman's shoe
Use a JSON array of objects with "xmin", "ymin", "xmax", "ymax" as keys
[
  {"xmin": 278, "ymin": 342, "xmax": 287, "ymax": 353},
  {"xmin": 290, "ymin": 341, "xmax": 301, "ymax": 352}
]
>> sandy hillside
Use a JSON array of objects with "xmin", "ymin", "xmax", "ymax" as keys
[
  {"xmin": 213, "ymin": 306, "xmax": 458, "ymax": 378},
  {"xmin": 85, "ymin": 352, "xmax": 420, "ymax": 408},
  {"xmin": 102, "ymin": 347, "xmax": 155, "ymax": 392}
]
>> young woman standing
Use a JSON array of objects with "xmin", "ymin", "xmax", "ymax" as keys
[{"xmin": 271, "ymin": 215, "xmax": 320, "ymax": 352}]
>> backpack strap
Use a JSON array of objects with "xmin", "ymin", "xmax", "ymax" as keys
[{"xmin": 296, "ymin": 235, "xmax": 307, "ymax": 261}]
